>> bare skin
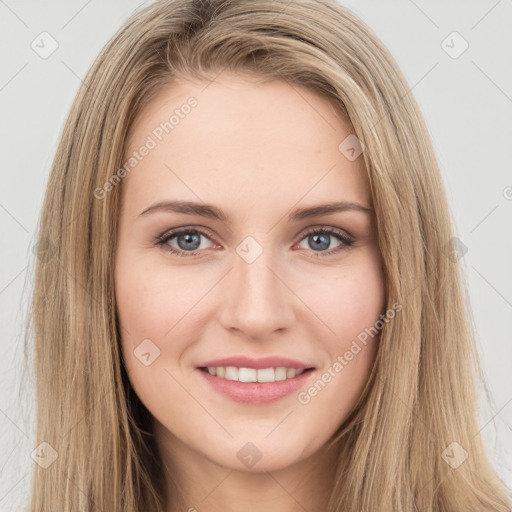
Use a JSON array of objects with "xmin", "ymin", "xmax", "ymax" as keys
[{"xmin": 115, "ymin": 72, "xmax": 385, "ymax": 512}]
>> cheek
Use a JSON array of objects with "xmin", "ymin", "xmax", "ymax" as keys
[
  {"xmin": 115, "ymin": 255, "xmax": 184, "ymax": 383},
  {"xmin": 298, "ymin": 251, "xmax": 384, "ymax": 414},
  {"xmin": 115, "ymin": 253, "xmax": 217, "ymax": 392},
  {"xmin": 115, "ymin": 253, "xmax": 199, "ymax": 340},
  {"xmin": 305, "ymin": 250, "xmax": 385, "ymax": 346},
  {"xmin": 116, "ymin": 269, "xmax": 168, "ymax": 339}
]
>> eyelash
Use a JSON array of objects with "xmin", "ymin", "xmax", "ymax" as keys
[{"xmin": 154, "ymin": 226, "xmax": 354, "ymax": 258}]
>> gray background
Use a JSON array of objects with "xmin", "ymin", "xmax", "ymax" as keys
[{"xmin": 1, "ymin": 0, "xmax": 511, "ymax": 509}]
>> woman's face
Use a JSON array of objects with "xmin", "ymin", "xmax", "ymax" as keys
[{"xmin": 115, "ymin": 73, "xmax": 385, "ymax": 474}]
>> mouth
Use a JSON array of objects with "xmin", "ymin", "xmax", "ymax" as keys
[
  {"xmin": 196, "ymin": 365, "xmax": 316, "ymax": 404},
  {"xmin": 198, "ymin": 366, "xmax": 315, "ymax": 383}
]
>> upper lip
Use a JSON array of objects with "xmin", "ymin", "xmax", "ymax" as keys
[{"xmin": 197, "ymin": 356, "xmax": 314, "ymax": 370}]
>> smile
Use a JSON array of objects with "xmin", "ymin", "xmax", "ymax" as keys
[
  {"xmin": 197, "ymin": 366, "xmax": 315, "ymax": 404},
  {"xmin": 200, "ymin": 366, "xmax": 307, "ymax": 383}
]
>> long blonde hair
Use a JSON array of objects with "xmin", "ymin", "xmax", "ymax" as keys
[{"xmin": 25, "ymin": 0, "xmax": 511, "ymax": 510}]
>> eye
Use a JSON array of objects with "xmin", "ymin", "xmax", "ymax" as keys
[
  {"xmin": 155, "ymin": 227, "xmax": 216, "ymax": 257},
  {"xmin": 154, "ymin": 226, "xmax": 354, "ymax": 258},
  {"xmin": 294, "ymin": 227, "xmax": 354, "ymax": 257}
]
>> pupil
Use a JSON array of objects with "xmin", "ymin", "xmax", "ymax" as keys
[
  {"xmin": 311, "ymin": 233, "xmax": 329, "ymax": 251},
  {"xmin": 178, "ymin": 232, "xmax": 200, "ymax": 250}
]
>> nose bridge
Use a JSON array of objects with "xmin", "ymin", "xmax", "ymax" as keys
[{"xmin": 219, "ymin": 240, "xmax": 295, "ymax": 338}]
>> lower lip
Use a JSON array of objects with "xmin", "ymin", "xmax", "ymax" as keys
[{"xmin": 197, "ymin": 368, "xmax": 314, "ymax": 404}]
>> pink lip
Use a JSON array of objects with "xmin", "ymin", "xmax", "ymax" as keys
[
  {"xmin": 197, "ymin": 355, "xmax": 313, "ymax": 370},
  {"xmin": 197, "ymin": 367, "xmax": 315, "ymax": 404}
]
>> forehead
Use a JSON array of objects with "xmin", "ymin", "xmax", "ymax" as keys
[{"xmin": 121, "ymin": 73, "xmax": 371, "ymax": 219}]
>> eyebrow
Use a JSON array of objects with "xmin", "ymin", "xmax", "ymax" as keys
[{"xmin": 138, "ymin": 200, "xmax": 373, "ymax": 222}]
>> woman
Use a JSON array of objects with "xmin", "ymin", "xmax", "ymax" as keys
[{"xmin": 28, "ymin": 0, "xmax": 512, "ymax": 510}]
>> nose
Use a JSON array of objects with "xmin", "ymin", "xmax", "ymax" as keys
[{"xmin": 218, "ymin": 246, "xmax": 296, "ymax": 341}]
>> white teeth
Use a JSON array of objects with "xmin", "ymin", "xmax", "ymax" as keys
[
  {"xmin": 257, "ymin": 368, "xmax": 275, "ymax": 383},
  {"xmin": 238, "ymin": 367, "xmax": 257, "ymax": 382},
  {"xmin": 275, "ymin": 367, "xmax": 287, "ymax": 381},
  {"xmin": 204, "ymin": 366, "xmax": 306, "ymax": 383},
  {"xmin": 225, "ymin": 366, "xmax": 238, "ymax": 381}
]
